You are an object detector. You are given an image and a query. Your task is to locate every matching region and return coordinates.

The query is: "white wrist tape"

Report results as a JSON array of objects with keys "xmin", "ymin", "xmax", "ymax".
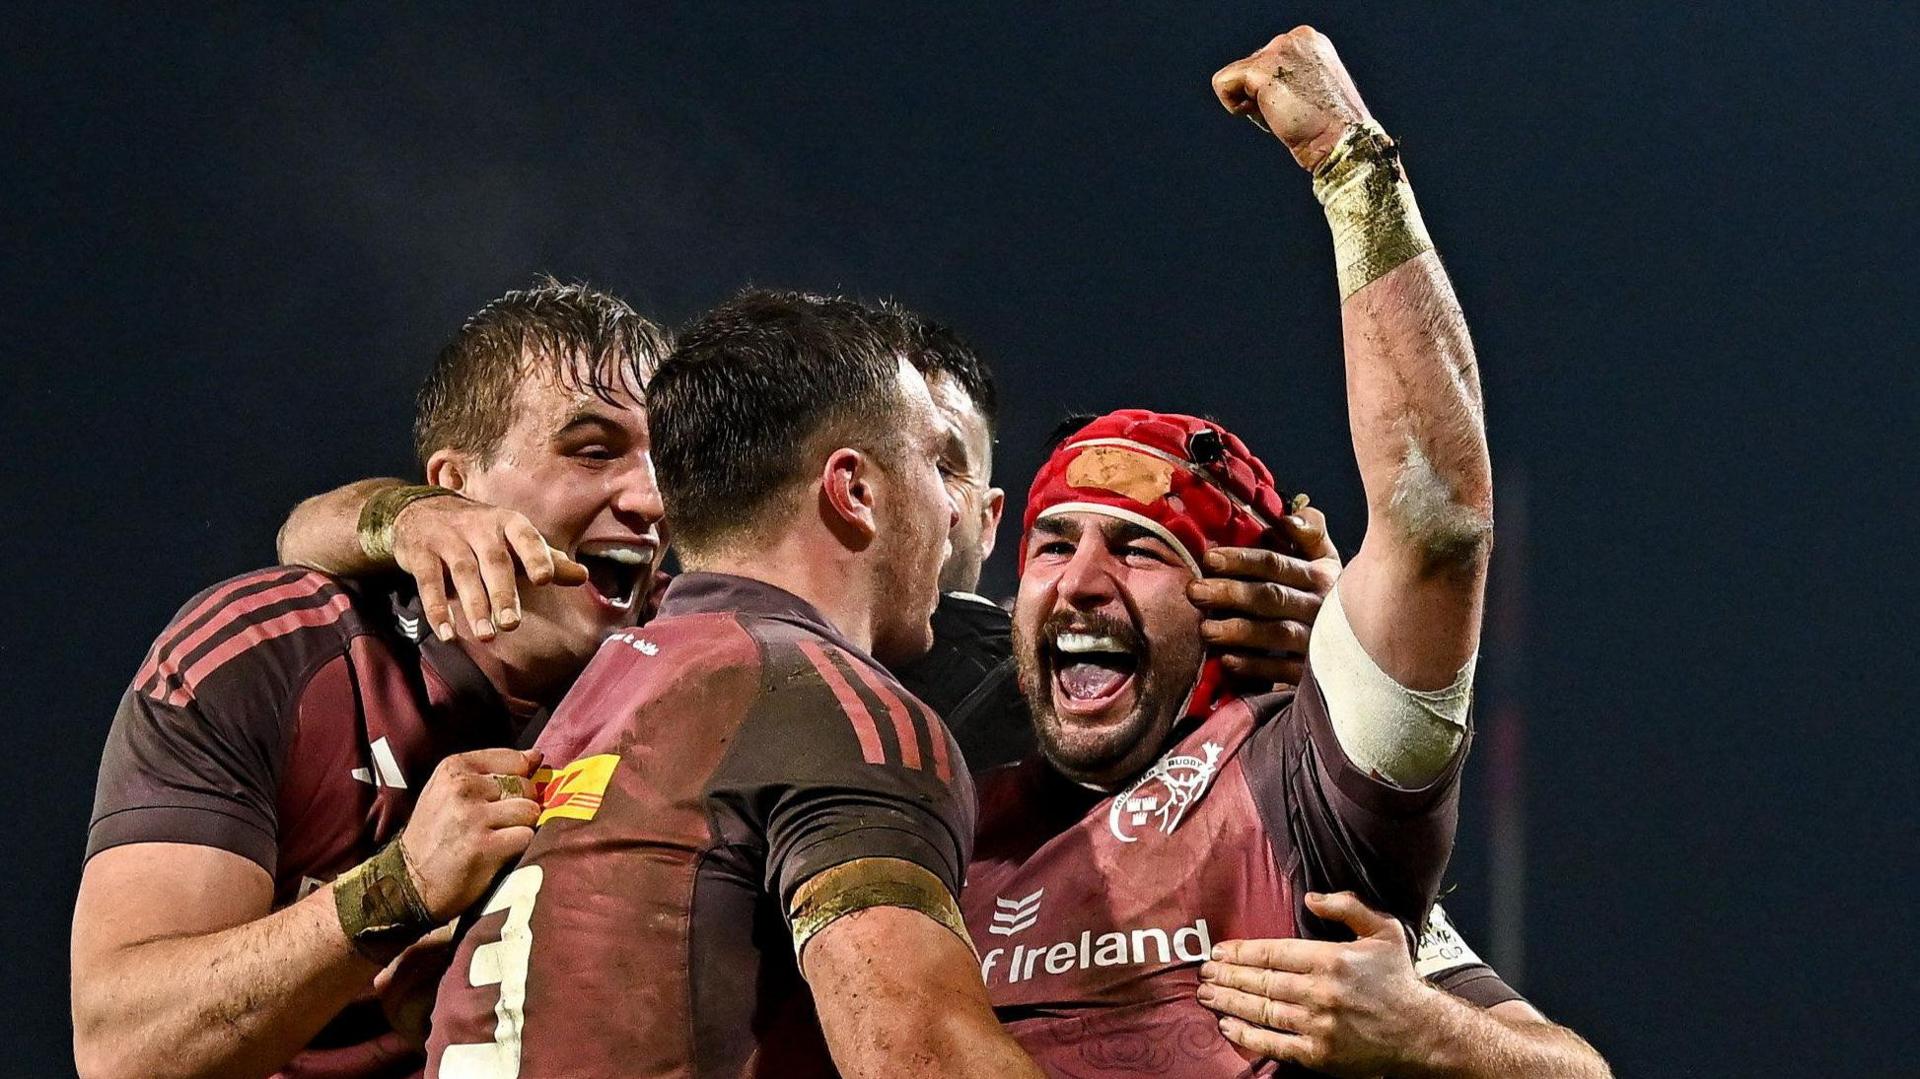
[{"xmin": 1309, "ymin": 584, "xmax": 1472, "ymax": 789}]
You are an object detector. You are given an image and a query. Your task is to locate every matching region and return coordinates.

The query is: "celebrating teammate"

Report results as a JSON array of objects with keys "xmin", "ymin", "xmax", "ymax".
[
  {"xmin": 949, "ymin": 27, "xmax": 1606, "ymax": 1077},
  {"xmin": 71, "ymin": 281, "xmax": 670, "ymax": 1078},
  {"xmin": 424, "ymin": 290, "xmax": 1041, "ymax": 1076}
]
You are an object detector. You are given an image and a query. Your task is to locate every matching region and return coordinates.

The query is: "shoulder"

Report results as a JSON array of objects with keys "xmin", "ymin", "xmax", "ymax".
[
  {"xmin": 131, "ymin": 566, "xmax": 368, "ymax": 712},
  {"xmin": 735, "ymin": 623, "xmax": 962, "ymax": 787}
]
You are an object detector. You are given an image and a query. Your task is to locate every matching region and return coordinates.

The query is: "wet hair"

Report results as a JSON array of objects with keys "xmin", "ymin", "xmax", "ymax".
[
  {"xmin": 1041, "ymin": 412, "xmax": 1103, "ymax": 456},
  {"xmin": 413, "ymin": 276, "xmax": 672, "ymax": 466},
  {"xmin": 648, "ymin": 288, "xmax": 916, "ymax": 556},
  {"xmin": 881, "ymin": 303, "xmax": 999, "ymax": 435}
]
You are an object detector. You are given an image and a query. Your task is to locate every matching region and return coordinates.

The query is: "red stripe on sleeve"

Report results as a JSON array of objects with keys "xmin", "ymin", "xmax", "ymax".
[
  {"xmin": 908, "ymin": 696, "xmax": 953, "ymax": 784},
  {"xmin": 145, "ymin": 573, "xmax": 337, "ymax": 698},
  {"xmin": 843, "ymin": 657, "xmax": 922, "ymax": 771},
  {"xmin": 133, "ymin": 569, "xmax": 296, "ymax": 690},
  {"xmin": 165, "ymin": 590, "xmax": 354, "ymax": 706},
  {"xmin": 796, "ymin": 640, "xmax": 887, "ymax": 766}
]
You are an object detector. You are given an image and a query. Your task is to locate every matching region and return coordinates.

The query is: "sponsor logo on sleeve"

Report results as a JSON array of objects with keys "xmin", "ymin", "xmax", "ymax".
[
  {"xmin": 532, "ymin": 753, "xmax": 620, "ymax": 825},
  {"xmin": 1413, "ymin": 904, "xmax": 1484, "ymax": 978}
]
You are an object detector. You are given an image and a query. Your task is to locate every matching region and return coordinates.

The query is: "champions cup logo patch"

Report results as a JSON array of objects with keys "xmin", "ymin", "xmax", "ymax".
[
  {"xmin": 533, "ymin": 754, "xmax": 619, "ymax": 826},
  {"xmin": 1109, "ymin": 741, "xmax": 1224, "ymax": 843}
]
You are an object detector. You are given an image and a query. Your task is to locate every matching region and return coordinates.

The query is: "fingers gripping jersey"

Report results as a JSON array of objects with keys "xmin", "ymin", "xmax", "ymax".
[{"xmin": 425, "ymin": 574, "xmax": 975, "ymax": 1079}]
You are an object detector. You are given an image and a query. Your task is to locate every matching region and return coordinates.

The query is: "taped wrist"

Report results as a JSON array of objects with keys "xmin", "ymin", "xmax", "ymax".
[
  {"xmin": 333, "ymin": 835, "xmax": 436, "ymax": 961},
  {"xmin": 1312, "ymin": 119, "xmax": 1434, "ymax": 301},
  {"xmin": 357, "ymin": 484, "xmax": 461, "ymax": 562},
  {"xmin": 788, "ymin": 857, "xmax": 973, "ymax": 963}
]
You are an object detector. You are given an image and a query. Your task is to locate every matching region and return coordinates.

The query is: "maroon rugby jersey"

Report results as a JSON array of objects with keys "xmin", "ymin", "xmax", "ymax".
[
  {"xmin": 88, "ymin": 567, "xmax": 525, "ymax": 1079},
  {"xmin": 964, "ymin": 667, "xmax": 1464, "ymax": 1077},
  {"xmin": 425, "ymin": 572, "xmax": 975, "ymax": 1079}
]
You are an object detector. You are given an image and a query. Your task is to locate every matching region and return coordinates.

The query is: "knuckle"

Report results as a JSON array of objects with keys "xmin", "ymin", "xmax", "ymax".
[{"xmin": 447, "ymin": 557, "xmax": 479, "ymax": 577}]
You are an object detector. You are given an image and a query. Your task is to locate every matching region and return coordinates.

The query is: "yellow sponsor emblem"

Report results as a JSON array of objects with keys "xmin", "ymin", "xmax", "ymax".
[{"xmin": 531, "ymin": 753, "xmax": 619, "ymax": 826}]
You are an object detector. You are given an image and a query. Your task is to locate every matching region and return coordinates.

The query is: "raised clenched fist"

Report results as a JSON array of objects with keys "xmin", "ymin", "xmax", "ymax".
[{"xmin": 1210, "ymin": 27, "xmax": 1373, "ymax": 172}]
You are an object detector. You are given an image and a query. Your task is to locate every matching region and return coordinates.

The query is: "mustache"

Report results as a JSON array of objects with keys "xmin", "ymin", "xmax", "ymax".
[{"xmin": 1038, "ymin": 609, "xmax": 1144, "ymax": 656}]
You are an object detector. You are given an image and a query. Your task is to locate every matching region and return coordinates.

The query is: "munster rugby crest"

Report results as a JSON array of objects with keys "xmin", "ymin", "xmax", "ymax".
[{"xmin": 1108, "ymin": 741, "xmax": 1224, "ymax": 843}]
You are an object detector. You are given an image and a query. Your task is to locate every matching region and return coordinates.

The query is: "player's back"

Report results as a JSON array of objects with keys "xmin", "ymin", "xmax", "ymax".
[{"xmin": 427, "ymin": 572, "xmax": 974, "ymax": 1079}]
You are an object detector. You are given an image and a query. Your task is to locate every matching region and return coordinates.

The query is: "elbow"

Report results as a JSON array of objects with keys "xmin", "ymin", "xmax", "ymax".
[
  {"xmin": 1383, "ymin": 457, "xmax": 1493, "ymax": 574},
  {"xmin": 72, "ymin": 985, "xmax": 173, "ymax": 1079},
  {"xmin": 1401, "ymin": 501, "xmax": 1493, "ymax": 571},
  {"xmin": 73, "ymin": 1027, "xmax": 142, "ymax": 1079}
]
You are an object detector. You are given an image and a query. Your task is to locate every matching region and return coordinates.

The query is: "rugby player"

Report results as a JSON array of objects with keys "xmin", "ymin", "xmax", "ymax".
[
  {"xmin": 1196, "ymin": 32, "xmax": 1609, "ymax": 1074},
  {"xmin": 276, "ymin": 307, "xmax": 1329, "ymax": 774},
  {"xmin": 282, "ymin": 302, "xmax": 1550, "ymax": 1068},
  {"xmin": 952, "ymin": 27, "xmax": 1605, "ymax": 1077},
  {"xmin": 71, "ymin": 280, "xmax": 670, "ymax": 1079},
  {"xmin": 424, "ymin": 289, "xmax": 1040, "ymax": 1076}
]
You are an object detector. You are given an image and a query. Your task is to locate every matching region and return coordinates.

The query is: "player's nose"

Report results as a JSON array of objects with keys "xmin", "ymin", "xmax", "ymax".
[
  {"xmin": 611, "ymin": 453, "xmax": 666, "ymax": 527},
  {"xmin": 1056, "ymin": 539, "xmax": 1119, "ymax": 609}
]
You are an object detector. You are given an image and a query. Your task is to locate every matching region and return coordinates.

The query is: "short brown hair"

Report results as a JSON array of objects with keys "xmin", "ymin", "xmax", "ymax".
[
  {"xmin": 648, "ymin": 288, "xmax": 915, "ymax": 557},
  {"xmin": 413, "ymin": 277, "xmax": 673, "ymax": 467}
]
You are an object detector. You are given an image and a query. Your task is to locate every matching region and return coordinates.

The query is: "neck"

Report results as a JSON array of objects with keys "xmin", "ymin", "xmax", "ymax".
[
  {"xmin": 455, "ymin": 630, "xmax": 575, "ymax": 712},
  {"xmin": 695, "ymin": 537, "xmax": 875, "ymax": 653}
]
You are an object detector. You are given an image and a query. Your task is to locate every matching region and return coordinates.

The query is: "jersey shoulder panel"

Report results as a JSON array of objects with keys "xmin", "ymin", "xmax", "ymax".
[
  {"xmin": 1236, "ymin": 664, "xmax": 1463, "ymax": 935},
  {"xmin": 715, "ymin": 620, "xmax": 976, "ymax": 908},
  {"xmin": 89, "ymin": 567, "xmax": 370, "ymax": 870},
  {"xmin": 130, "ymin": 566, "xmax": 363, "ymax": 710}
]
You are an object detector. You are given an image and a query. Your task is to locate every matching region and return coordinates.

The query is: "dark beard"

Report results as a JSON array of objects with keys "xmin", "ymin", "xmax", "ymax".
[{"xmin": 1014, "ymin": 608, "xmax": 1202, "ymax": 788}]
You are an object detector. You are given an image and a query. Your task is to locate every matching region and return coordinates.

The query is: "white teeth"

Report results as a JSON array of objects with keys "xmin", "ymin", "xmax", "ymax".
[
  {"xmin": 1055, "ymin": 632, "xmax": 1128, "ymax": 655},
  {"xmin": 584, "ymin": 545, "xmax": 652, "ymax": 565}
]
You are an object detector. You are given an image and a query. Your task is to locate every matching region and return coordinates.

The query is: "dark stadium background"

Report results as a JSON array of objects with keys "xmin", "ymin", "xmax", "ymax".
[{"xmin": 5, "ymin": 4, "xmax": 1914, "ymax": 1076}]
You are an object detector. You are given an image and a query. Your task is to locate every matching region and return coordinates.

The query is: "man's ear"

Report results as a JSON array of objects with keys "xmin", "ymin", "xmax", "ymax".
[
  {"xmin": 979, "ymin": 487, "xmax": 1007, "ymax": 560},
  {"xmin": 820, "ymin": 448, "xmax": 878, "ymax": 547},
  {"xmin": 424, "ymin": 449, "xmax": 471, "ymax": 493}
]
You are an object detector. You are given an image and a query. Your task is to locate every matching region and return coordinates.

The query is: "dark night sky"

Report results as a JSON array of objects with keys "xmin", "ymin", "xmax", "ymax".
[{"xmin": 5, "ymin": 4, "xmax": 1916, "ymax": 1076}]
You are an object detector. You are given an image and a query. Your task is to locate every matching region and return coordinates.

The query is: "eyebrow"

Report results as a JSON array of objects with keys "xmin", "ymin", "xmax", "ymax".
[
  {"xmin": 552, "ymin": 409, "xmax": 625, "ymax": 440},
  {"xmin": 1031, "ymin": 515, "xmax": 1170, "ymax": 551},
  {"xmin": 1031, "ymin": 516, "xmax": 1080, "ymax": 541}
]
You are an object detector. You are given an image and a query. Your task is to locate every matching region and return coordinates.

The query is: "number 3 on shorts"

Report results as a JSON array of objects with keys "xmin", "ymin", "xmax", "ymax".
[{"xmin": 439, "ymin": 865, "xmax": 544, "ymax": 1079}]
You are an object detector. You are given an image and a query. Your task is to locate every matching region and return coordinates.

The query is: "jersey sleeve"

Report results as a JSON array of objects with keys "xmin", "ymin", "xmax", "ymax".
[
  {"xmin": 1415, "ymin": 903, "xmax": 1526, "ymax": 1009},
  {"xmin": 710, "ymin": 637, "xmax": 977, "ymax": 919},
  {"xmin": 1243, "ymin": 655, "xmax": 1469, "ymax": 937},
  {"xmin": 86, "ymin": 568, "xmax": 353, "ymax": 873}
]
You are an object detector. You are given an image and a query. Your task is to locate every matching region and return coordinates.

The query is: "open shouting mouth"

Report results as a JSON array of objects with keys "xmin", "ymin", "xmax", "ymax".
[
  {"xmin": 575, "ymin": 539, "xmax": 657, "ymax": 612},
  {"xmin": 1047, "ymin": 619, "xmax": 1144, "ymax": 719}
]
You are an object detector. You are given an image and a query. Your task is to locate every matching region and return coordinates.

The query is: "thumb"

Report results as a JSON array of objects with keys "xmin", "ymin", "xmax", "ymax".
[{"xmin": 1305, "ymin": 891, "xmax": 1398, "ymax": 941}]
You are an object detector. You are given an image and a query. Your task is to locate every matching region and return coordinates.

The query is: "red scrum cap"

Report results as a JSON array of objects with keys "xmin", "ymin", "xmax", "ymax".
[{"xmin": 1021, "ymin": 409, "xmax": 1293, "ymax": 718}]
